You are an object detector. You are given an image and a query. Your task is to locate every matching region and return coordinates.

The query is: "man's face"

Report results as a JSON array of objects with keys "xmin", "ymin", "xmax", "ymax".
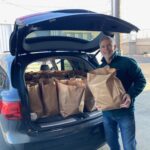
[{"xmin": 100, "ymin": 39, "xmax": 116, "ymax": 59}]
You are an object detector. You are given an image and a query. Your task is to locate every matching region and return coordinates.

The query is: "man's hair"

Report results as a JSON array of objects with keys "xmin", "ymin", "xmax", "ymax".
[{"xmin": 99, "ymin": 36, "xmax": 116, "ymax": 46}]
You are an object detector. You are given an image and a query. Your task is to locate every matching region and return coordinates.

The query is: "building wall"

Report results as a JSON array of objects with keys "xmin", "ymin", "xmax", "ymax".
[
  {"xmin": 0, "ymin": 24, "xmax": 13, "ymax": 52},
  {"xmin": 136, "ymin": 39, "xmax": 150, "ymax": 54},
  {"xmin": 121, "ymin": 38, "xmax": 150, "ymax": 55}
]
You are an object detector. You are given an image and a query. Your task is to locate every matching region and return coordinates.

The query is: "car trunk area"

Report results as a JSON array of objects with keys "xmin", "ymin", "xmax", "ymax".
[{"xmin": 17, "ymin": 53, "xmax": 102, "ymax": 131}]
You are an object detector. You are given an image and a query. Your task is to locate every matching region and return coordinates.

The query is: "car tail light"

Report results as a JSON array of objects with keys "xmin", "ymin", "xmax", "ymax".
[
  {"xmin": 1, "ymin": 101, "xmax": 22, "ymax": 120},
  {"xmin": 0, "ymin": 100, "xmax": 2, "ymax": 113}
]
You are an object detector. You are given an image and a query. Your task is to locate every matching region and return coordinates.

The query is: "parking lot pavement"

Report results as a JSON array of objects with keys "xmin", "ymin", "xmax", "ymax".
[{"xmin": 135, "ymin": 90, "xmax": 150, "ymax": 150}]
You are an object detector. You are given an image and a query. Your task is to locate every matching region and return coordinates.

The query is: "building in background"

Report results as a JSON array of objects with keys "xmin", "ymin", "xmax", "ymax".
[
  {"xmin": 121, "ymin": 29, "xmax": 150, "ymax": 55},
  {"xmin": 0, "ymin": 24, "xmax": 13, "ymax": 52}
]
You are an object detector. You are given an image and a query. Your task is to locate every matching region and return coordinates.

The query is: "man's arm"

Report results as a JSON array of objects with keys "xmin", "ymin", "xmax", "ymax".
[{"xmin": 127, "ymin": 59, "xmax": 146, "ymax": 99}]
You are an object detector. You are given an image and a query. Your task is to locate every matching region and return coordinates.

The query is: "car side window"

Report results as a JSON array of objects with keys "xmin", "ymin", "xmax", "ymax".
[
  {"xmin": 0, "ymin": 66, "xmax": 9, "ymax": 90},
  {"xmin": 64, "ymin": 59, "xmax": 73, "ymax": 70},
  {"xmin": 25, "ymin": 62, "xmax": 43, "ymax": 72},
  {"xmin": 94, "ymin": 52, "xmax": 103, "ymax": 65},
  {"xmin": 55, "ymin": 59, "xmax": 73, "ymax": 71},
  {"xmin": 37, "ymin": 59, "xmax": 73, "ymax": 71}
]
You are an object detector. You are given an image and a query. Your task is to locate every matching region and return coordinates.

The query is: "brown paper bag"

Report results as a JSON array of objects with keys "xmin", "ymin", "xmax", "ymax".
[
  {"xmin": 27, "ymin": 83, "xmax": 43, "ymax": 117},
  {"xmin": 84, "ymin": 83, "xmax": 96, "ymax": 112},
  {"xmin": 87, "ymin": 68, "xmax": 125, "ymax": 111},
  {"xmin": 56, "ymin": 79, "xmax": 85, "ymax": 117},
  {"xmin": 70, "ymin": 78, "xmax": 96, "ymax": 112},
  {"xmin": 39, "ymin": 78, "xmax": 59, "ymax": 116}
]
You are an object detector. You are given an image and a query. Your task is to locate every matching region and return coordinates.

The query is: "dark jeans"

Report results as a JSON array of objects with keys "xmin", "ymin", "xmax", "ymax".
[{"xmin": 103, "ymin": 110, "xmax": 136, "ymax": 150}]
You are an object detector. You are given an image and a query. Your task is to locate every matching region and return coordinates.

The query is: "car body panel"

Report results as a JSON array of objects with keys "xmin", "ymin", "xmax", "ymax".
[{"xmin": 0, "ymin": 115, "xmax": 105, "ymax": 150}]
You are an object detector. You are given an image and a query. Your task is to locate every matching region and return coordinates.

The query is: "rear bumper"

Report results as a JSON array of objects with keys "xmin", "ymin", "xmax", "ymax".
[{"xmin": 1, "ymin": 116, "xmax": 105, "ymax": 150}]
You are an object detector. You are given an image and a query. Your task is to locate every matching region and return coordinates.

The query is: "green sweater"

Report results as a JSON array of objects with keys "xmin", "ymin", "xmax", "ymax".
[{"xmin": 99, "ymin": 52, "xmax": 146, "ymax": 114}]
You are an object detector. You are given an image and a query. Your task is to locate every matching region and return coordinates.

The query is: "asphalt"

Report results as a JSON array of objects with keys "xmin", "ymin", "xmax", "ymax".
[{"xmin": 135, "ymin": 90, "xmax": 150, "ymax": 150}]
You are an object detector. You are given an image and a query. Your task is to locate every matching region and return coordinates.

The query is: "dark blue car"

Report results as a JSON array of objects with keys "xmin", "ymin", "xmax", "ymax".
[{"xmin": 0, "ymin": 9, "xmax": 138, "ymax": 150}]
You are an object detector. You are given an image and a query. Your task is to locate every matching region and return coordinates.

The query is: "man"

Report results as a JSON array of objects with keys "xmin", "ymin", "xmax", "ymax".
[{"xmin": 99, "ymin": 36, "xmax": 146, "ymax": 150}]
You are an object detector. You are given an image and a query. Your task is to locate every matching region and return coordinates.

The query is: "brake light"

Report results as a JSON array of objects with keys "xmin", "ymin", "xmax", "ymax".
[
  {"xmin": 0, "ymin": 100, "xmax": 2, "ymax": 113},
  {"xmin": 1, "ymin": 101, "xmax": 22, "ymax": 120}
]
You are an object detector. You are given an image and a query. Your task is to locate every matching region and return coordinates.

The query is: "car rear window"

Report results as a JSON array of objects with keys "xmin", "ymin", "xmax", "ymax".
[{"xmin": 26, "ymin": 30, "xmax": 100, "ymax": 41}]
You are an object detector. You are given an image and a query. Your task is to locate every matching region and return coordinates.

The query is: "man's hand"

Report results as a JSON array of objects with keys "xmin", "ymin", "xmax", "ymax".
[{"xmin": 120, "ymin": 93, "xmax": 131, "ymax": 108}]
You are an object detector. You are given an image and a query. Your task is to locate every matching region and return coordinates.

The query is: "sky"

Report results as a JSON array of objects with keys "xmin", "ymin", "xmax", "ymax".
[
  {"xmin": 121, "ymin": 0, "xmax": 150, "ymax": 30},
  {"xmin": 0, "ymin": 0, "xmax": 111, "ymax": 23},
  {"xmin": 0, "ymin": 0, "xmax": 149, "ymax": 30}
]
